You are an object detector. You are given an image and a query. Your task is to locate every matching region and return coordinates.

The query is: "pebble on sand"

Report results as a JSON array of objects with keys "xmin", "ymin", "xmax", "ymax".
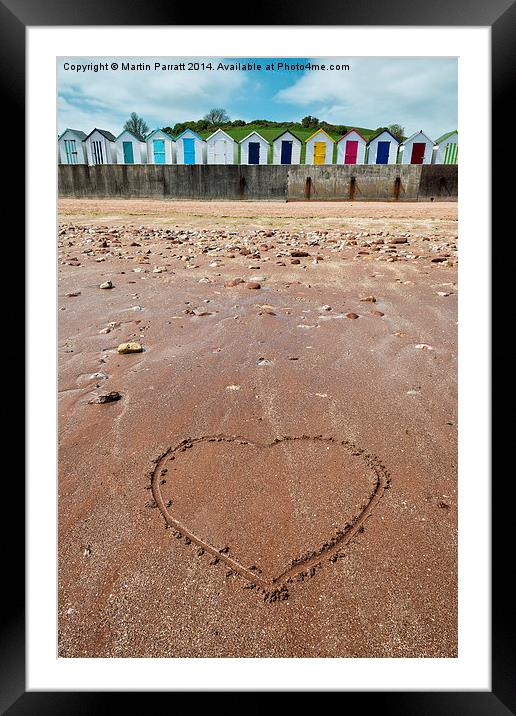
[
  {"xmin": 117, "ymin": 342, "xmax": 143, "ymax": 354},
  {"xmin": 360, "ymin": 295, "xmax": 376, "ymax": 303},
  {"xmin": 246, "ymin": 281, "xmax": 261, "ymax": 289},
  {"xmin": 99, "ymin": 281, "xmax": 113, "ymax": 289},
  {"xmin": 88, "ymin": 391, "xmax": 122, "ymax": 404},
  {"xmin": 370, "ymin": 310, "xmax": 384, "ymax": 317},
  {"xmin": 224, "ymin": 278, "xmax": 244, "ymax": 287},
  {"xmin": 346, "ymin": 312, "xmax": 359, "ymax": 320}
]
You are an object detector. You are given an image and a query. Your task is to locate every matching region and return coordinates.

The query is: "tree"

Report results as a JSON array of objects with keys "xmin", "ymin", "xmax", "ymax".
[
  {"xmin": 204, "ymin": 108, "xmax": 230, "ymax": 125},
  {"xmin": 387, "ymin": 124, "xmax": 405, "ymax": 141},
  {"xmin": 301, "ymin": 115, "xmax": 320, "ymax": 129},
  {"xmin": 124, "ymin": 112, "xmax": 149, "ymax": 137}
]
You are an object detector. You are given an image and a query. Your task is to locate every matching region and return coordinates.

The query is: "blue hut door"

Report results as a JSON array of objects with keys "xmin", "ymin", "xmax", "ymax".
[
  {"xmin": 280, "ymin": 141, "xmax": 293, "ymax": 164},
  {"xmin": 153, "ymin": 139, "xmax": 165, "ymax": 164},
  {"xmin": 248, "ymin": 142, "xmax": 260, "ymax": 164},
  {"xmin": 376, "ymin": 141, "xmax": 390, "ymax": 164},
  {"xmin": 183, "ymin": 138, "xmax": 195, "ymax": 164},
  {"xmin": 64, "ymin": 140, "xmax": 77, "ymax": 164},
  {"xmin": 123, "ymin": 142, "xmax": 134, "ymax": 164}
]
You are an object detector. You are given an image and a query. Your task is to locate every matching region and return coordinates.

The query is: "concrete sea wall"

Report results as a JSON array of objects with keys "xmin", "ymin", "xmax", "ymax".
[{"xmin": 58, "ymin": 164, "xmax": 457, "ymax": 202}]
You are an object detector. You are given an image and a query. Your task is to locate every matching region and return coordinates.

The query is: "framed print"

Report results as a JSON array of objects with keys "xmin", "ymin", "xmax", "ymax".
[{"xmin": 5, "ymin": 0, "xmax": 511, "ymax": 708}]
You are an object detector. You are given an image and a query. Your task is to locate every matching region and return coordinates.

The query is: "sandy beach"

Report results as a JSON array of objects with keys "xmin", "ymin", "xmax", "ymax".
[{"xmin": 58, "ymin": 199, "xmax": 457, "ymax": 658}]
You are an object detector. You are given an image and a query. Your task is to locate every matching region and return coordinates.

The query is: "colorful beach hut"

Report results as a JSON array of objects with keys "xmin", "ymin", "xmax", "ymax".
[
  {"xmin": 84, "ymin": 128, "xmax": 117, "ymax": 165},
  {"xmin": 336, "ymin": 129, "xmax": 367, "ymax": 165},
  {"xmin": 175, "ymin": 129, "xmax": 206, "ymax": 165},
  {"xmin": 206, "ymin": 128, "xmax": 238, "ymax": 165},
  {"xmin": 399, "ymin": 130, "xmax": 435, "ymax": 165},
  {"xmin": 58, "ymin": 129, "xmax": 87, "ymax": 164},
  {"xmin": 366, "ymin": 129, "xmax": 400, "ymax": 165},
  {"xmin": 434, "ymin": 131, "xmax": 458, "ymax": 164},
  {"xmin": 239, "ymin": 131, "xmax": 269, "ymax": 165},
  {"xmin": 272, "ymin": 130, "xmax": 302, "ymax": 165},
  {"xmin": 305, "ymin": 129, "xmax": 335, "ymax": 165},
  {"xmin": 115, "ymin": 129, "xmax": 147, "ymax": 164},
  {"xmin": 146, "ymin": 129, "xmax": 175, "ymax": 165}
]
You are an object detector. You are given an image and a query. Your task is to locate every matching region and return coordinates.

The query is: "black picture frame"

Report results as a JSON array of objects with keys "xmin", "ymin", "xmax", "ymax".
[{"xmin": 5, "ymin": 0, "xmax": 509, "ymax": 709}]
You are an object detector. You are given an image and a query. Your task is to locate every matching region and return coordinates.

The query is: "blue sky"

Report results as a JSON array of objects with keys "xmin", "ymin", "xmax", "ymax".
[{"xmin": 58, "ymin": 57, "xmax": 457, "ymax": 139}]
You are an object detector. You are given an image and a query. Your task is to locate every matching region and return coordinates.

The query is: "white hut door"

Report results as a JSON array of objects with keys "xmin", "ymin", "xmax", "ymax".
[{"xmin": 214, "ymin": 139, "xmax": 226, "ymax": 164}]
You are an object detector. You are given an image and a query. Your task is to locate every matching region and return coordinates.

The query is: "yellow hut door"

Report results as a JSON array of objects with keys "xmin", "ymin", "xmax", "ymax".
[{"xmin": 314, "ymin": 141, "xmax": 326, "ymax": 164}]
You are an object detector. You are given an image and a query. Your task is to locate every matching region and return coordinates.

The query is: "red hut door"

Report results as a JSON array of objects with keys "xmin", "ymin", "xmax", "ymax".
[
  {"xmin": 410, "ymin": 143, "xmax": 426, "ymax": 164},
  {"xmin": 344, "ymin": 140, "xmax": 358, "ymax": 164}
]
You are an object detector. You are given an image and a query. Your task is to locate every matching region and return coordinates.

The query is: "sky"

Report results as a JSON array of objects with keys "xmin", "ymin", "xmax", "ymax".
[{"xmin": 58, "ymin": 57, "xmax": 457, "ymax": 140}]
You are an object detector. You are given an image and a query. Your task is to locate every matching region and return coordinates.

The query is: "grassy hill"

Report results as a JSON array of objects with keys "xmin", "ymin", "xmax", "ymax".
[{"xmin": 171, "ymin": 123, "xmax": 377, "ymax": 164}]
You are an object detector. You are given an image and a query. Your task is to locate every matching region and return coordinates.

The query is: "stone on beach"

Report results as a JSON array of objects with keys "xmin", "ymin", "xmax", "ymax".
[
  {"xmin": 117, "ymin": 342, "xmax": 143, "ymax": 354},
  {"xmin": 88, "ymin": 391, "xmax": 122, "ymax": 404}
]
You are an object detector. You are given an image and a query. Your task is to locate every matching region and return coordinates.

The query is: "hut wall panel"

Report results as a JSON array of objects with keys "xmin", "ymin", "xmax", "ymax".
[{"xmin": 434, "ymin": 133, "xmax": 459, "ymax": 164}]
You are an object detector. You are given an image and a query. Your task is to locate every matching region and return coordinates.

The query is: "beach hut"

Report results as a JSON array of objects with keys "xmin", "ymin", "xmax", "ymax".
[
  {"xmin": 239, "ymin": 131, "xmax": 269, "ymax": 165},
  {"xmin": 58, "ymin": 129, "xmax": 87, "ymax": 164},
  {"xmin": 175, "ymin": 129, "xmax": 206, "ymax": 165},
  {"xmin": 84, "ymin": 128, "xmax": 117, "ymax": 165},
  {"xmin": 399, "ymin": 130, "xmax": 435, "ymax": 165},
  {"xmin": 206, "ymin": 128, "xmax": 238, "ymax": 165},
  {"xmin": 146, "ymin": 129, "xmax": 175, "ymax": 164},
  {"xmin": 305, "ymin": 129, "xmax": 335, "ymax": 165},
  {"xmin": 366, "ymin": 129, "xmax": 400, "ymax": 165},
  {"xmin": 272, "ymin": 130, "xmax": 302, "ymax": 165},
  {"xmin": 115, "ymin": 129, "xmax": 147, "ymax": 165},
  {"xmin": 336, "ymin": 129, "xmax": 367, "ymax": 165},
  {"xmin": 434, "ymin": 131, "xmax": 458, "ymax": 164}
]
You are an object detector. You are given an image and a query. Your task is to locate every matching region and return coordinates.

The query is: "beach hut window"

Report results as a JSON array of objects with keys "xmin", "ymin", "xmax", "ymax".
[
  {"xmin": 64, "ymin": 139, "xmax": 78, "ymax": 164},
  {"xmin": 376, "ymin": 141, "xmax": 390, "ymax": 164},
  {"xmin": 153, "ymin": 139, "xmax": 165, "ymax": 164},
  {"xmin": 444, "ymin": 143, "xmax": 458, "ymax": 164},
  {"xmin": 314, "ymin": 142, "xmax": 326, "ymax": 164},
  {"xmin": 248, "ymin": 142, "xmax": 260, "ymax": 164},
  {"xmin": 183, "ymin": 138, "xmax": 195, "ymax": 165},
  {"xmin": 92, "ymin": 140, "xmax": 104, "ymax": 165},
  {"xmin": 123, "ymin": 141, "xmax": 134, "ymax": 164},
  {"xmin": 410, "ymin": 143, "xmax": 425, "ymax": 164},
  {"xmin": 280, "ymin": 140, "xmax": 293, "ymax": 164},
  {"xmin": 344, "ymin": 140, "xmax": 358, "ymax": 164}
]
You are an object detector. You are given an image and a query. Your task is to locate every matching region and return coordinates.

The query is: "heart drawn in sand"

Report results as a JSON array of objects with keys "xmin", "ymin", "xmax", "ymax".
[{"xmin": 148, "ymin": 435, "xmax": 390, "ymax": 602}]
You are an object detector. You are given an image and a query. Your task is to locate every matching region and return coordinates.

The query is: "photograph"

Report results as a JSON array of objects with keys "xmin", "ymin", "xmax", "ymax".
[{"xmin": 56, "ymin": 55, "xmax": 459, "ymax": 659}]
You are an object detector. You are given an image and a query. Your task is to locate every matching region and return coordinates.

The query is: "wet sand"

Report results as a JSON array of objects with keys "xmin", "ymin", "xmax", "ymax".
[{"xmin": 58, "ymin": 199, "xmax": 457, "ymax": 657}]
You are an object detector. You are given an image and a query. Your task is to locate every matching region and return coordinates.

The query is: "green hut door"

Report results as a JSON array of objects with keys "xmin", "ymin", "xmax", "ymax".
[{"xmin": 123, "ymin": 142, "xmax": 134, "ymax": 164}]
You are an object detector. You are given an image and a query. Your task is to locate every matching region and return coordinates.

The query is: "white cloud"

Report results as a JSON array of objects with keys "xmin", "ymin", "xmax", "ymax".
[
  {"xmin": 58, "ymin": 57, "xmax": 249, "ymax": 135},
  {"xmin": 275, "ymin": 58, "xmax": 457, "ymax": 139}
]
